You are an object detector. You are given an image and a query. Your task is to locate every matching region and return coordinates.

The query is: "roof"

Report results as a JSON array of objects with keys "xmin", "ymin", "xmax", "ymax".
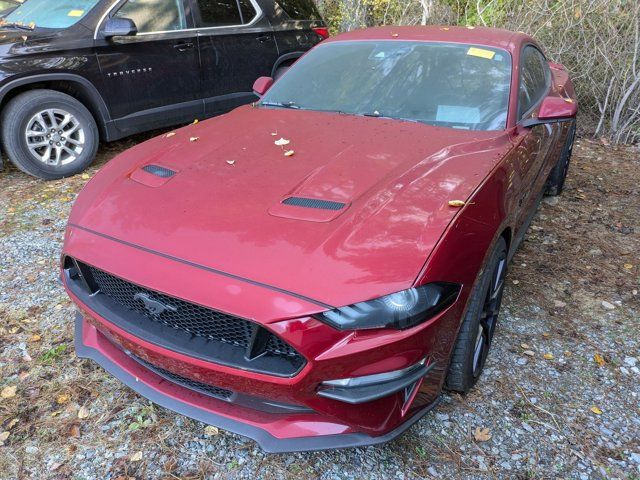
[{"xmin": 325, "ymin": 26, "xmax": 533, "ymax": 54}]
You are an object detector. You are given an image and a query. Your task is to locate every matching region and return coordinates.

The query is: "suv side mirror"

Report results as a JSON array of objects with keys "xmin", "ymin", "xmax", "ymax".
[
  {"xmin": 522, "ymin": 95, "xmax": 577, "ymax": 128},
  {"xmin": 253, "ymin": 77, "xmax": 274, "ymax": 97},
  {"xmin": 104, "ymin": 18, "xmax": 138, "ymax": 38}
]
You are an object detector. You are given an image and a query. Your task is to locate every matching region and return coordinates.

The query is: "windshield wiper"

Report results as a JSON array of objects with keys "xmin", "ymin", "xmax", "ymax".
[
  {"xmin": 260, "ymin": 101, "xmax": 300, "ymax": 110},
  {"xmin": 361, "ymin": 111, "xmax": 421, "ymax": 124},
  {"xmin": 0, "ymin": 22, "xmax": 35, "ymax": 31}
]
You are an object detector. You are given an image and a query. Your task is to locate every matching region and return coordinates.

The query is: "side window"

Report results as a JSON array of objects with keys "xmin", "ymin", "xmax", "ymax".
[
  {"xmin": 114, "ymin": 0, "xmax": 187, "ymax": 33},
  {"xmin": 238, "ymin": 0, "xmax": 257, "ymax": 24},
  {"xmin": 518, "ymin": 46, "xmax": 550, "ymax": 118},
  {"xmin": 275, "ymin": 0, "xmax": 322, "ymax": 20},
  {"xmin": 194, "ymin": 0, "xmax": 242, "ymax": 27}
]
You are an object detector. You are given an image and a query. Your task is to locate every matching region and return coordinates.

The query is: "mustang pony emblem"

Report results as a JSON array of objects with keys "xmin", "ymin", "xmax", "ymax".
[{"xmin": 133, "ymin": 292, "xmax": 177, "ymax": 316}]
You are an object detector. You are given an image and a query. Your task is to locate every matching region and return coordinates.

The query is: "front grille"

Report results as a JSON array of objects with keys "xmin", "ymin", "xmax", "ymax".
[
  {"xmin": 131, "ymin": 354, "xmax": 233, "ymax": 401},
  {"xmin": 66, "ymin": 258, "xmax": 306, "ymax": 376}
]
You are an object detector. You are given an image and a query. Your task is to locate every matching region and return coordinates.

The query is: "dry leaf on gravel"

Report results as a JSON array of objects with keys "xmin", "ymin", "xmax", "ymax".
[
  {"xmin": 204, "ymin": 425, "xmax": 219, "ymax": 436},
  {"xmin": 590, "ymin": 406, "xmax": 603, "ymax": 415},
  {"xmin": 523, "ymin": 350, "xmax": 535, "ymax": 357},
  {"xmin": 56, "ymin": 394, "xmax": 70, "ymax": 405},
  {"xmin": 594, "ymin": 353, "xmax": 606, "ymax": 367},
  {"xmin": 543, "ymin": 353, "xmax": 554, "ymax": 360},
  {"xmin": 473, "ymin": 427, "xmax": 491, "ymax": 442},
  {"xmin": 78, "ymin": 406, "xmax": 89, "ymax": 419},
  {"xmin": 1, "ymin": 385, "xmax": 17, "ymax": 398},
  {"xmin": 0, "ymin": 431, "xmax": 9, "ymax": 445},
  {"xmin": 69, "ymin": 424, "xmax": 80, "ymax": 438},
  {"xmin": 130, "ymin": 451, "xmax": 143, "ymax": 462}
]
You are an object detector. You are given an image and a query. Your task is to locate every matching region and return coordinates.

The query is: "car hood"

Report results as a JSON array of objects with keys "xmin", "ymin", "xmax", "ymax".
[{"xmin": 69, "ymin": 106, "xmax": 514, "ymax": 307}]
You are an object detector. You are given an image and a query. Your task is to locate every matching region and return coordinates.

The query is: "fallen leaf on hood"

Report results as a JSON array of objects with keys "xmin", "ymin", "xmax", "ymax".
[
  {"xmin": 448, "ymin": 200, "xmax": 466, "ymax": 208},
  {"xmin": 204, "ymin": 425, "xmax": 219, "ymax": 436},
  {"xmin": 391, "ymin": 33, "xmax": 399, "ymax": 37},
  {"xmin": 1, "ymin": 386, "xmax": 16, "ymax": 399},
  {"xmin": 192, "ymin": 119, "xmax": 199, "ymax": 124},
  {"xmin": 543, "ymin": 353, "xmax": 554, "ymax": 360},
  {"xmin": 226, "ymin": 160, "xmax": 236, "ymax": 166},
  {"xmin": 165, "ymin": 132, "xmax": 176, "ymax": 138},
  {"xmin": 284, "ymin": 150, "xmax": 295, "ymax": 157},
  {"xmin": 590, "ymin": 406, "xmax": 602, "ymax": 415},
  {"xmin": 593, "ymin": 353, "xmax": 606, "ymax": 367},
  {"xmin": 473, "ymin": 427, "xmax": 491, "ymax": 442},
  {"xmin": 0, "ymin": 431, "xmax": 9, "ymax": 445},
  {"xmin": 440, "ymin": 27, "xmax": 450, "ymax": 31},
  {"xmin": 274, "ymin": 138, "xmax": 290, "ymax": 147},
  {"xmin": 271, "ymin": 132, "xmax": 278, "ymax": 136},
  {"xmin": 130, "ymin": 451, "xmax": 143, "ymax": 462},
  {"xmin": 189, "ymin": 137, "xmax": 199, "ymax": 142},
  {"xmin": 78, "ymin": 405, "xmax": 90, "ymax": 419}
]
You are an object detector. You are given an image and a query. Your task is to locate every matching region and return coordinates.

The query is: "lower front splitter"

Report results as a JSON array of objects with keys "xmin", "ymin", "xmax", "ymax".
[{"xmin": 74, "ymin": 313, "xmax": 440, "ymax": 453}]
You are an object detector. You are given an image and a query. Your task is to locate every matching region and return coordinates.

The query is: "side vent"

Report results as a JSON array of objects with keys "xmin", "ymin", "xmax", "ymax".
[
  {"xmin": 282, "ymin": 197, "xmax": 346, "ymax": 211},
  {"xmin": 142, "ymin": 165, "xmax": 176, "ymax": 178}
]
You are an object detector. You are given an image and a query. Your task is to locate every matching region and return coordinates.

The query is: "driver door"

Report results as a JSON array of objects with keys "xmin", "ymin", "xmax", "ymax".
[{"xmin": 95, "ymin": 0, "xmax": 202, "ymax": 134}]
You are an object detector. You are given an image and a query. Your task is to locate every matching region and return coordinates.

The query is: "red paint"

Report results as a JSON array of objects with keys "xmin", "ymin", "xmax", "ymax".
[{"xmin": 63, "ymin": 26, "xmax": 577, "ymax": 446}]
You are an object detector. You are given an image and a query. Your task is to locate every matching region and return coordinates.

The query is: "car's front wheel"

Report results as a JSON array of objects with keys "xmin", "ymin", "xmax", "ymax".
[
  {"xmin": 1, "ymin": 89, "xmax": 99, "ymax": 180},
  {"xmin": 445, "ymin": 237, "xmax": 508, "ymax": 393}
]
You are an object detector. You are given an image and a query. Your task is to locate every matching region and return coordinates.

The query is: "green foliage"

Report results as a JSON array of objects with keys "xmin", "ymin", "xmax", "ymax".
[{"xmin": 39, "ymin": 344, "xmax": 67, "ymax": 364}]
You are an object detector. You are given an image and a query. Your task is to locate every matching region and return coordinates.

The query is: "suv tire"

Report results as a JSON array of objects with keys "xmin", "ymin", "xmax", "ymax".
[
  {"xmin": 1, "ymin": 89, "xmax": 99, "ymax": 180},
  {"xmin": 445, "ymin": 237, "xmax": 508, "ymax": 393}
]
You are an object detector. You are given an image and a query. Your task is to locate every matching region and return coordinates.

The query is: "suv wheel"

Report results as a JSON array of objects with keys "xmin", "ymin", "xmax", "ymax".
[{"xmin": 1, "ymin": 89, "xmax": 99, "ymax": 179}]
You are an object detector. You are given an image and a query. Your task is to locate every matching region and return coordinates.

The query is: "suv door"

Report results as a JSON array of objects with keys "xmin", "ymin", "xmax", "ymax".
[
  {"xmin": 190, "ymin": 0, "xmax": 279, "ymax": 116},
  {"xmin": 514, "ymin": 45, "xmax": 557, "ymax": 230},
  {"xmin": 95, "ymin": 0, "xmax": 202, "ymax": 134}
]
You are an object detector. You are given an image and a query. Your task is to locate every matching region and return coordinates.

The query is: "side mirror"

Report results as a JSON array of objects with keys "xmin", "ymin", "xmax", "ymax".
[
  {"xmin": 522, "ymin": 95, "xmax": 577, "ymax": 128},
  {"xmin": 253, "ymin": 76, "xmax": 274, "ymax": 97},
  {"xmin": 103, "ymin": 17, "xmax": 138, "ymax": 38}
]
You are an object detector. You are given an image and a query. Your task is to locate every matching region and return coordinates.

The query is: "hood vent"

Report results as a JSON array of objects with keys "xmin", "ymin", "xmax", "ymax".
[
  {"xmin": 142, "ymin": 165, "xmax": 176, "ymax": 178},
  {"xmin": 282, "ymin": 197, "xmax": 346, "ymax": 211}
]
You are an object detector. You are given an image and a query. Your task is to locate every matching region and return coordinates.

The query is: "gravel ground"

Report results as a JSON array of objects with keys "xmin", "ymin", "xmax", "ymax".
[{"xmin": 0, "ymin": 134, "xmax": 638, "ymax": 480}]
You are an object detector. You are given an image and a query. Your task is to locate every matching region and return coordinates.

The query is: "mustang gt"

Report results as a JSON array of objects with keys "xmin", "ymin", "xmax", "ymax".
[{"xmin": 62, "ymin": 26, "xmax": 577, "ymax": 452}]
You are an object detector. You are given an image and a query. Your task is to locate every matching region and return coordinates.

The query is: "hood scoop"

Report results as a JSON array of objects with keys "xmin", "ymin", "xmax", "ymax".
[
  {"xmin": 269, "ymin": 197, "xmax": 350, "ymax": 223},
  {"xmin": 282, "ymin": 197, "xmax": 346, "ymax": 211},
  {"xmin": 130, "ymin": 164, "xmax": 178, "ymax": 187}
]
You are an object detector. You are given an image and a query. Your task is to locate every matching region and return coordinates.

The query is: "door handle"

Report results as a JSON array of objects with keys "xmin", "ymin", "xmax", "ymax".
[
  {"xmin": 174, "ymin": 42, "xmax": 194, "ymax": 52},
  {"xmin": 256, "ymin": 35, "xmax": 271, "ymax": 43}
]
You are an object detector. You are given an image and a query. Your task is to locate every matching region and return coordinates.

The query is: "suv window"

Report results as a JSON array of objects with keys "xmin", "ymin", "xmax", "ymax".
[
  {"xmin": 275, "ymin": 0, "xmax": 322, "ymax": 21},
  {"xmin": 3, "ymin": 0, "xmax": 100, "ymax": 29},
  {"xmin": 519, "ymin": 46, "xmax": 549, "ymax": 118},
  {"xmin": 195, "ymin": 0, "xmax": 245, "ymax": 27},
  {"xmin": 114, "ymin": 0, "xmax": 187, "ymax": 33}
]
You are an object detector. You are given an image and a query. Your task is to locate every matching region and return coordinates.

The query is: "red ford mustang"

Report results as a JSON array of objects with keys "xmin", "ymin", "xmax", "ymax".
[{"xmin": 62, "ymin": 26, "xmax": 577, "ymax": 452}]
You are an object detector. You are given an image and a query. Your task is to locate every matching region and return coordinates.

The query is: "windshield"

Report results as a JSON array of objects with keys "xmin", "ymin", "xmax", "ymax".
[
  {"xmin": 261, "ymin": 41, "xmax": 512, "ymax": 131},
  {"xmin": 2, "ymin": 0, "xmax": 100, "ymax": 29}
]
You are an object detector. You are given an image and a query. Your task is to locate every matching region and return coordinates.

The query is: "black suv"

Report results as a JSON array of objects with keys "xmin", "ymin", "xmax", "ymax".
[{"xmin": 0, "ymin": 0, "xmax": 327, "ymax": 179}]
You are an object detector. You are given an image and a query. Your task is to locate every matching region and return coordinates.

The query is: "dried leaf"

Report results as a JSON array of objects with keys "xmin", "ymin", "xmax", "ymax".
[
  {"xmin": 81, "ymin": 174, "xmax": 90, "ymax": 180},
  {"xmin": 543, "ymin": 353, "xmax": 554, "ymax": 360},
  {"xmin": 189, "ymin": 137, "xmax": 199, "ymax": 142},
  {"xmin": 56, "ymin": 394, "xmax": 70, "ymax": 405},
  {"xmin": 1, "ymin": 386, "xmax": 16, "ymax": 399},
  {"xmin": 29, "ymin": 334, "xmax": 41, "ymax": 342},
  {"xmin": 590, "ymin": 406, "xmax": 602, "ymax": 415},
  {"xmin": 593, "ymin": 353, "xmax": 605, "ymax": 367},
  {"xmin": 6, "ymin": 419, "xmax": 18, "ymax": 430},
  {"xmin": 130, "ymin": 451, "xmax": 143, "ymax": 462},
  {"xmin": 391, "ymin": 33, "xmax": 399, "ymax": 38},
  {"xmin": 473, "ymin": 426, "xmax": 491, "ymax": 442},
  {"xmin": 284, "ymin": 150, "xmax": 295, "ymax": 157},
  {"xmin": 274, "ymin": 138, "xmax": 290, "ymax": 147},
  {"xmin": 271, "ymin": 132, "xmax": 278, "ymax": 136},
  {"xmin": 165, "ymin": 132, "xmax": 176, "ymax": 138},
  {"xmin": 50, "ymin": 463, "xmax": 63, "ymax": 472},
  {"xmin": 0, "ymin": 431, "xmax": 9, "ymax": 445},
  {"xmin": 226, "ymin": 160, "xmax": 236, "ymax": 166},
  {"xmin": 623, "ymin": 263, "xmax": 633, "ymax": 269},
  {"xmin": 542, "ymin": 332, "xmax": 551, "ymax": 337},
  {"xmin": 68, "ymin": 424, "xmax": 80, "ymax": 438},
  {"xmin": 204, "ymin": 425, "xmax": 219, "ymax": 436},
  {"xmin": 21, "ymin": 35, "xmax": 27, "ymax": 42},
  {"xmin": 440, "ymin": 27, "xmax": 450, "ymax": 31},
  {"xmin": 448, "ymin": 200, "xmax": 466, "ymax": 208},
  {"xmin": 523, "ymin": 350, "xmax": 535, "ymax": 357},
  {"xmin": 520, "ymin": 343, "xmax": 530, "ymax": 349},
  {"xmin": 78, "ymin": 405, "xmax": 89, "ymax": 419},
  {"xmin": 192, "ymin": 119, "xmax": 199, "ymax": 124}
]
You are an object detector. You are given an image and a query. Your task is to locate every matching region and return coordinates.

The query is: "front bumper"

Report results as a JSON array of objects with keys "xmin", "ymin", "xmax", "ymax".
[{"xmin": 75, "ymin": 313, "xmax": 440, "ymax": 452}]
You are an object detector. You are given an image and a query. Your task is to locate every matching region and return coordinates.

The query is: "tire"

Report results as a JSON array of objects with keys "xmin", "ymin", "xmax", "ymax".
[
  {"xmin": 545, "ymin": 120, "xmax": 576, "ymax": 196},
  {"xmin": 1, "ymin": 89, "xmax": 99, "ymax": 180},
  {"xmin": 445, "ymin": 237, "xmax": 508, "ymax": 393}
]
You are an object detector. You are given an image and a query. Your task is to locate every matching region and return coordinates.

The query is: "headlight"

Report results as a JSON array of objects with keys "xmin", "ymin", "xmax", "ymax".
[{"xmin": 315, "ymin": 283, "xmax": 460, "ymax": 331}]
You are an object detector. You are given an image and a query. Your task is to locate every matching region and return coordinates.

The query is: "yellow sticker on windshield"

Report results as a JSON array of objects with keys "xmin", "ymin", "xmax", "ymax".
[
  {"xmin": 68, "ymin": 10, "xmax": 85, "ymax": 17},
  {"xmin": 467, "ymin": 47, "xmax": 495, "ymax": 59}
]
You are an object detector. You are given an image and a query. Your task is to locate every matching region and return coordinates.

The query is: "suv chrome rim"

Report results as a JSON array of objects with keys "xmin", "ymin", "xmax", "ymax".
[{"xmin": 25, "ymin": 109, "xmax": 85, "ymax": 167}]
